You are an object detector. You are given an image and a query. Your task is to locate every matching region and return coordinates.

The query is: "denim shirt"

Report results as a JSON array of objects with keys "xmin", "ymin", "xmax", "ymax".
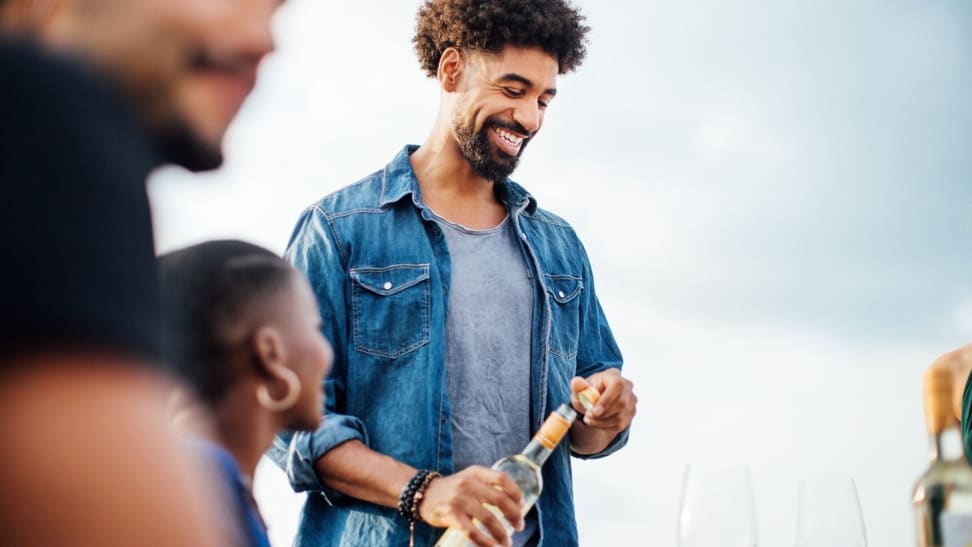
[{"xmin": 270, "ymin": 145, "xmax": 627, "ymax": 547}]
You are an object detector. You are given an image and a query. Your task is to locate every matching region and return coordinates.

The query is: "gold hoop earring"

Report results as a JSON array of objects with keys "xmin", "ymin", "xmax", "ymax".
[{"xmin": 256, "ymin": 368, "xmax": 301, "ymax": 412}]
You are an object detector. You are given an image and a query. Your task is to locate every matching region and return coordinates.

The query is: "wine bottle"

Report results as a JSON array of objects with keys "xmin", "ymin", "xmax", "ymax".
[
  {"xmin": 435, "ymin": 387, "xmax": 600, "ymax": 546},
  {"xmin": 913, "ymin": 367, "xmax": 972, "ymax": 546}
]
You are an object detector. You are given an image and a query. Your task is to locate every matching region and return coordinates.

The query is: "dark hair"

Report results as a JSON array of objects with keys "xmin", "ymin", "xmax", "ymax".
[
  {"xmin": 158, "ymin": 240, "xmax": 295, "ymax": 406},
  {"xmin": 413, "ymin": 0, "xmax": 590, "ymax": 77}
]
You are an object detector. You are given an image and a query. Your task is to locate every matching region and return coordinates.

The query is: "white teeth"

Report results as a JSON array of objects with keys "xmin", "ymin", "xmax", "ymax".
[{"xmin": 496, "ymin": 128, "xmax": 523, "ymax": 145}]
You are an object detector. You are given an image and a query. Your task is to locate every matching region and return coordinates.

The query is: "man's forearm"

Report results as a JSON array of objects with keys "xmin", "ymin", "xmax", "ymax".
[{"xmin": 314, "ymin": 439, "xmax": 417, "ymax": 508}]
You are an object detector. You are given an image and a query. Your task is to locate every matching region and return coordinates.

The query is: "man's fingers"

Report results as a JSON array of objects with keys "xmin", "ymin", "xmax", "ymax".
[
  {"xmin": 475, "ymin": 481, "xmax": 524, "ymax": 531},
  {"xmin": 453, "ymin": 513, "xmax": 501, "ymax": 547},
  {"xmin": 468, "ymin": 500, "xmax": 512, "ymax": 547},
  {"xmin": 461, "ymin": 467, "xmax": 523, "ymax": 530},
  {"xmin": 473, "ymin": 468, "xmax": 523, "ymax": 505},
  {"xmin": 591, "ymin": 375, "xmax": 624, "ymax": 417}
]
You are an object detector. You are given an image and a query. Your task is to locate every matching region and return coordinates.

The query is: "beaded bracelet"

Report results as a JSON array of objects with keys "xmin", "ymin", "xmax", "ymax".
[
  {"xmin": 398, "ymin": 469, "xmax": 440, "ymax": 522},
  {"xmin": 399, "ymin": 469, "xmax": 441, "ymax": 547}
]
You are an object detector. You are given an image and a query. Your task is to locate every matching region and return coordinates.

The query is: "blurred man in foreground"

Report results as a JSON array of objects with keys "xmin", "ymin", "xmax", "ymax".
[{"xmin": 0, "ymin": 0, "xmax": 280, "ymax": 544}]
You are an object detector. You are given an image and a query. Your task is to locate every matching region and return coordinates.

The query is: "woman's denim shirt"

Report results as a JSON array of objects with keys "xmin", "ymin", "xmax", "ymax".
[{"xmin": 270, "ymin": 145, "xmax": 628, "ymax": 547}]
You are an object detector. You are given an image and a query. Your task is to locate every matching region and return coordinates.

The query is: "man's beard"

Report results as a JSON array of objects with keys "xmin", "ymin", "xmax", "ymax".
[
  {"xmin": 454, "ymin": 114, "xmax": 531, "ymax": 183},
  {"xmin": 151, "ymin": 117, "xmax": 224, "ymax": 172},
  {"xmin": 104, "ymin": 38, "xmax": 226, "ymax": 172}
]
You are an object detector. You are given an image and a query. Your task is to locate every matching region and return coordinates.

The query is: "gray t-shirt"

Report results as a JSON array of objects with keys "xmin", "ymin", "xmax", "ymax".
[{"xmin": 432, "ymin": 211, "xmax": 538, "ymax": 546}]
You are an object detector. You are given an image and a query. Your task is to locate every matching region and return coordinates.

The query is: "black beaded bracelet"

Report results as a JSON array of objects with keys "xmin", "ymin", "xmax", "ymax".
[{"xmin": 398, "ymin": 469, "xmax": 440, "ymax": 522}]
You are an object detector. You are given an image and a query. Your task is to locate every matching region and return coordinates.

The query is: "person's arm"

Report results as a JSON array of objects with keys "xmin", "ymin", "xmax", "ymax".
[
  {"xmin": 271, "ymin": 207, "xmax": 523, "ymax": 547},
  {"xmin": 0, "ymin": 356, "xmax": 228, "ymax": 547},
  {"xmin": 567, "ymin": 239, "xmax": 637, "ymax": 458},
  {"xmin": 316, "ymin": 440, "xmax": 525, "ymax": 547}
]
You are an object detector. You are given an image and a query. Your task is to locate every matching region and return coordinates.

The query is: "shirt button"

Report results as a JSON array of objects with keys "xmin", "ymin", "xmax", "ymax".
[
  {"xmin": 558, "ymin": 290, "xmax": 565, "ymax": 299},
  {"xmin": 383, "ymin": 282, "xmax": 392, "ymax": 290},
  {"xmin": 520, "ymin": 233, "xmax": 527, "ymax": 241},
  {"xmin": 440, "ymin": 415, "xmax": 448, "ymax": 424}
]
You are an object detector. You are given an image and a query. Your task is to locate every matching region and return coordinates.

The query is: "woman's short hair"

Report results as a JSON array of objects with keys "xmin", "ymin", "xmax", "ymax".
[{"xmin": 158, "ymin": 239, "xmax": 294, "ymax": 406}]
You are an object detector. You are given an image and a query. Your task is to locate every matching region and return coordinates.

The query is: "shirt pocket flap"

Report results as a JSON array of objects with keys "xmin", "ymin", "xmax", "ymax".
[
  {"xmin": 544, "ymin": 274, "xmax": 584, "ymax": 304},
  {"xmin": 350, "ymin": 265, "xmax": 430, "ymax": 296}
]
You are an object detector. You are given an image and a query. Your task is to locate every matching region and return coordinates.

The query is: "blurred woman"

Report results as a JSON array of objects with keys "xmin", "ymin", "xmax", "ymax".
[{"xmin": 159, "ymin": 240, "xmax": 333, "ymax": 547}]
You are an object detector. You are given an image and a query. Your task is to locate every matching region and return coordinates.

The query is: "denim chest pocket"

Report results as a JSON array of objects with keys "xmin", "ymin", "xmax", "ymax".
[
  {"xmin": 350, "ymin": 264, "xmax": 431, "ymax": 359},
  {"xmin": 544, "ymin": 274, "xmax": 583, "ymax": 361}
]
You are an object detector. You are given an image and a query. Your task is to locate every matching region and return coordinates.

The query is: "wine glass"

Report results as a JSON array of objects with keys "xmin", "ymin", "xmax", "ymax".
[
  {"xmin": 794, "ymin": 477, "xmax": 867, "ymax": 547},
  {"xmin": 677, "ymin": 463, "xmax": 758, "ymax": 547}
]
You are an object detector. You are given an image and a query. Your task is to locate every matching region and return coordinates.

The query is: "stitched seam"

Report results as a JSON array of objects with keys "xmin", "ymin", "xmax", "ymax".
[
  {"xmin": 549, "ymin": 346, "xmax": 578, "ymax": 361},
  {"xmin": 317, "ymin": 207, "xmax": 350, "ymax": 269},
  {"xmin": 529, "ymin": 214, "xmax": 571, "ymax": 228},
  {"xmin": 354, "ymin": 338, "xmax": 430, "ymax": 359},
  {"xmin": 327, "ymin": 207, "xmax": 387, "ymax": 221}
]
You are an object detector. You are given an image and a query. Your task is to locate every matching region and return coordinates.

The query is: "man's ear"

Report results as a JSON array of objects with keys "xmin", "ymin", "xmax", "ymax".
[
  {"xmin": 252, "ymin": 325, "xmax": 287, "ymax": 376},
  {"xmin": 437, "ymin": 47, "xmax": 464, "ymax": 93}
]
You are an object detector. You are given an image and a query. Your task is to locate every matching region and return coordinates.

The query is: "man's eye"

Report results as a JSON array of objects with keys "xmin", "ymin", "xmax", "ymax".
[
  {"xmin": 504, "ymin": 87, "xmax": 525, "ymax": 97},
  {"xmin": 539, "ymin": 100, "xmax": 549, "ymax": 109}
]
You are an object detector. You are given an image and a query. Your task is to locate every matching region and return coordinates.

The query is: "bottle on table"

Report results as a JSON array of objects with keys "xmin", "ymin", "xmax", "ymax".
[
  {"xmin": 435, "ymin": 386, "xmax": 601, "ymax": 547},
  {"xmin": 913, "ymin": 366, "xmax": 972, "ymax": 546}
]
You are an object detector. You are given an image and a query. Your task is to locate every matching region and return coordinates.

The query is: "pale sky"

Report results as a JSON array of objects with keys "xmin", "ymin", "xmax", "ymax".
[{"xmin": 150, "ymin": 1, "xmax": 972, "ymax": 545}]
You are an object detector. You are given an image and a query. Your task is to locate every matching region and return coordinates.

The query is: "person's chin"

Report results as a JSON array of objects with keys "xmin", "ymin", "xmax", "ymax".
[
  {"xmin": 153, "ymin": 121, "xmax": 225, "ymax": 172},
  {"xmin": 489, "ymin": 149, "xmax": 519, "ymax": 177}
]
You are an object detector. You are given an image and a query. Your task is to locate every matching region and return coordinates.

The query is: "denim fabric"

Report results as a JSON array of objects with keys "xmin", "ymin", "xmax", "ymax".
[{"xmin": 269, "ymin": 145, "xmax": 627, "ymax": 547}]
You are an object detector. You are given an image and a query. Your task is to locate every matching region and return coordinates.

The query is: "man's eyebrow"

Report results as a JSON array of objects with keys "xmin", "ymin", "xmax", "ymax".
[{"xmin": 498, "ymin": 73, "xmax": 557, "ymax": 96}]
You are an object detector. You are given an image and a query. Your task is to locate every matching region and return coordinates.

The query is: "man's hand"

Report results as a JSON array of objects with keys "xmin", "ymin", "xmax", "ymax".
[
  {"xmin": 571, "ymin": 369, "xmax": 637, "ymax": 432},
  {"xmin": 418, "ymin": 466, "xmax": 524, "ymax": 547},
  {"xmin": 569, "ymin": 369, "xmax": 637, "ymax": 455}
]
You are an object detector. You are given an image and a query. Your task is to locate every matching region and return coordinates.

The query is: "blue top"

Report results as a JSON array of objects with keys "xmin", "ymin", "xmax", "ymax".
[
  {"xmin": 192, "ymin": 439, "xmax": 272, "ymax": 547},
  {"xmin": 270, "ymin": 145, "xmax": 628, "ymax": 546}
]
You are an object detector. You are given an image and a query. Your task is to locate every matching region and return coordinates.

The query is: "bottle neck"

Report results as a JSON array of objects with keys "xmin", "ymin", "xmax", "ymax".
[
  {"xmin": 930, "ymin": 425, "xmax": 965, "ymax": 462},
  {"xmin": 522, "ymin": 439, "xmax": 554, "ymax": 466},
  {"xmin": 521, "ymin": 403, "xmax": 577, "ymax": 467}
]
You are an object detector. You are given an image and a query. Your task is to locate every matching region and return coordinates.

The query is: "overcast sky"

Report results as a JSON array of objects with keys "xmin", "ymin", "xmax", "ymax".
[{"xmin": 150, "ymin": 1, "xmax": 972, "ymax": 545}]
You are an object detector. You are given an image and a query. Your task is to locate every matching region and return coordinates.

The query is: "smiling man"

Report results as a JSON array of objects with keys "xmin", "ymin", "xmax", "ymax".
[{"xmin": 272, "ymin": 1, "xmax": 637, "ymax": 546}]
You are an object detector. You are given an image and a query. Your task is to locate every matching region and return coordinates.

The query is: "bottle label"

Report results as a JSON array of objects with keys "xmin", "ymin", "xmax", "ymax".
[
  {"xmin": 535, "ymin": 413, "xmax": 571, "ymax": 450},
  {"xmin": 940, "ymin": 512, "xmax": 972, "ymax": 547}
]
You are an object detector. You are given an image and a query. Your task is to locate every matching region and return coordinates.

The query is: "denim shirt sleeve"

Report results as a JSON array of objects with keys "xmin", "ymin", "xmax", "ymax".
[
  {"xmin": 266, "ymin": 205, "xmax": 370, "ymax": 494},
  {"xmin": 571, "ymin": 238, "xmax": 630, "ymax": 460}
]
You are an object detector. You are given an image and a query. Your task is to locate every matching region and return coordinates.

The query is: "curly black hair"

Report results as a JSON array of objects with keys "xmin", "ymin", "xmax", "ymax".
[{"xmin": 413, "ymin": 0, "xmax": 590, "ymax": 77}]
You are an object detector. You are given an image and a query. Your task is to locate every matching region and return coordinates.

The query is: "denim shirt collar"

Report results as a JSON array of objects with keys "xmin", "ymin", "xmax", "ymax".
[{"xmin": 380, "ymin": 144, "xmax": 538, "ymax": 215}]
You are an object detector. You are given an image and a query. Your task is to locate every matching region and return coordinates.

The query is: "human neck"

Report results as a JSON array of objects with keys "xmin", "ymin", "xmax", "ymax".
[
  {"xmin": 411, "ymin": 118, "xmax": 507, "ymax": 230},
  {"xmin": 210, "ymin": 386, "xmax": 279, "ymax": 480}
]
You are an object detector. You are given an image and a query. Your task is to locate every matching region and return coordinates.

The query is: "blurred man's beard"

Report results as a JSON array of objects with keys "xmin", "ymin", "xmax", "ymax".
[
  {"xmin": 98, "ymin": 28, "xmax": 225, "ymax": 171},
  {"xmin": 151, "ymin": 118, "xmax": 223, "ymax": 172},
  {"xmin": 453, "ymin": 114, "xmax": 528, "ymax": 183}
]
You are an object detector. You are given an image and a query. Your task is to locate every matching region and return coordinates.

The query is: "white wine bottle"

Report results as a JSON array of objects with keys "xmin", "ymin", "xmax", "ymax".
[
  {"xmin": 435, "ymin": 387, "xmax": 600, "ymax": 547},
  {"xmin": 913, "ymin": 367, "xmax": 972, "ymax": 547}
]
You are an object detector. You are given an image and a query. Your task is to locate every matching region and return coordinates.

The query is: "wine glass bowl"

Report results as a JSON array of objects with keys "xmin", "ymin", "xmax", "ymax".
[
  {"xmin": 677, "ymin": 463, "xmax": 758, "ymax": 547},
  {"xmin": 793, "ymin": 477, "xmax": 867, "ymax": 547}
]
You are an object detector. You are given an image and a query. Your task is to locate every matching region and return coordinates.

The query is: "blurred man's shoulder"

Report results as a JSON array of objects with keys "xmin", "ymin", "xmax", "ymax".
[{"xmin": 1, "ymin": 39, "xmax": 107, "ymax": 102}]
